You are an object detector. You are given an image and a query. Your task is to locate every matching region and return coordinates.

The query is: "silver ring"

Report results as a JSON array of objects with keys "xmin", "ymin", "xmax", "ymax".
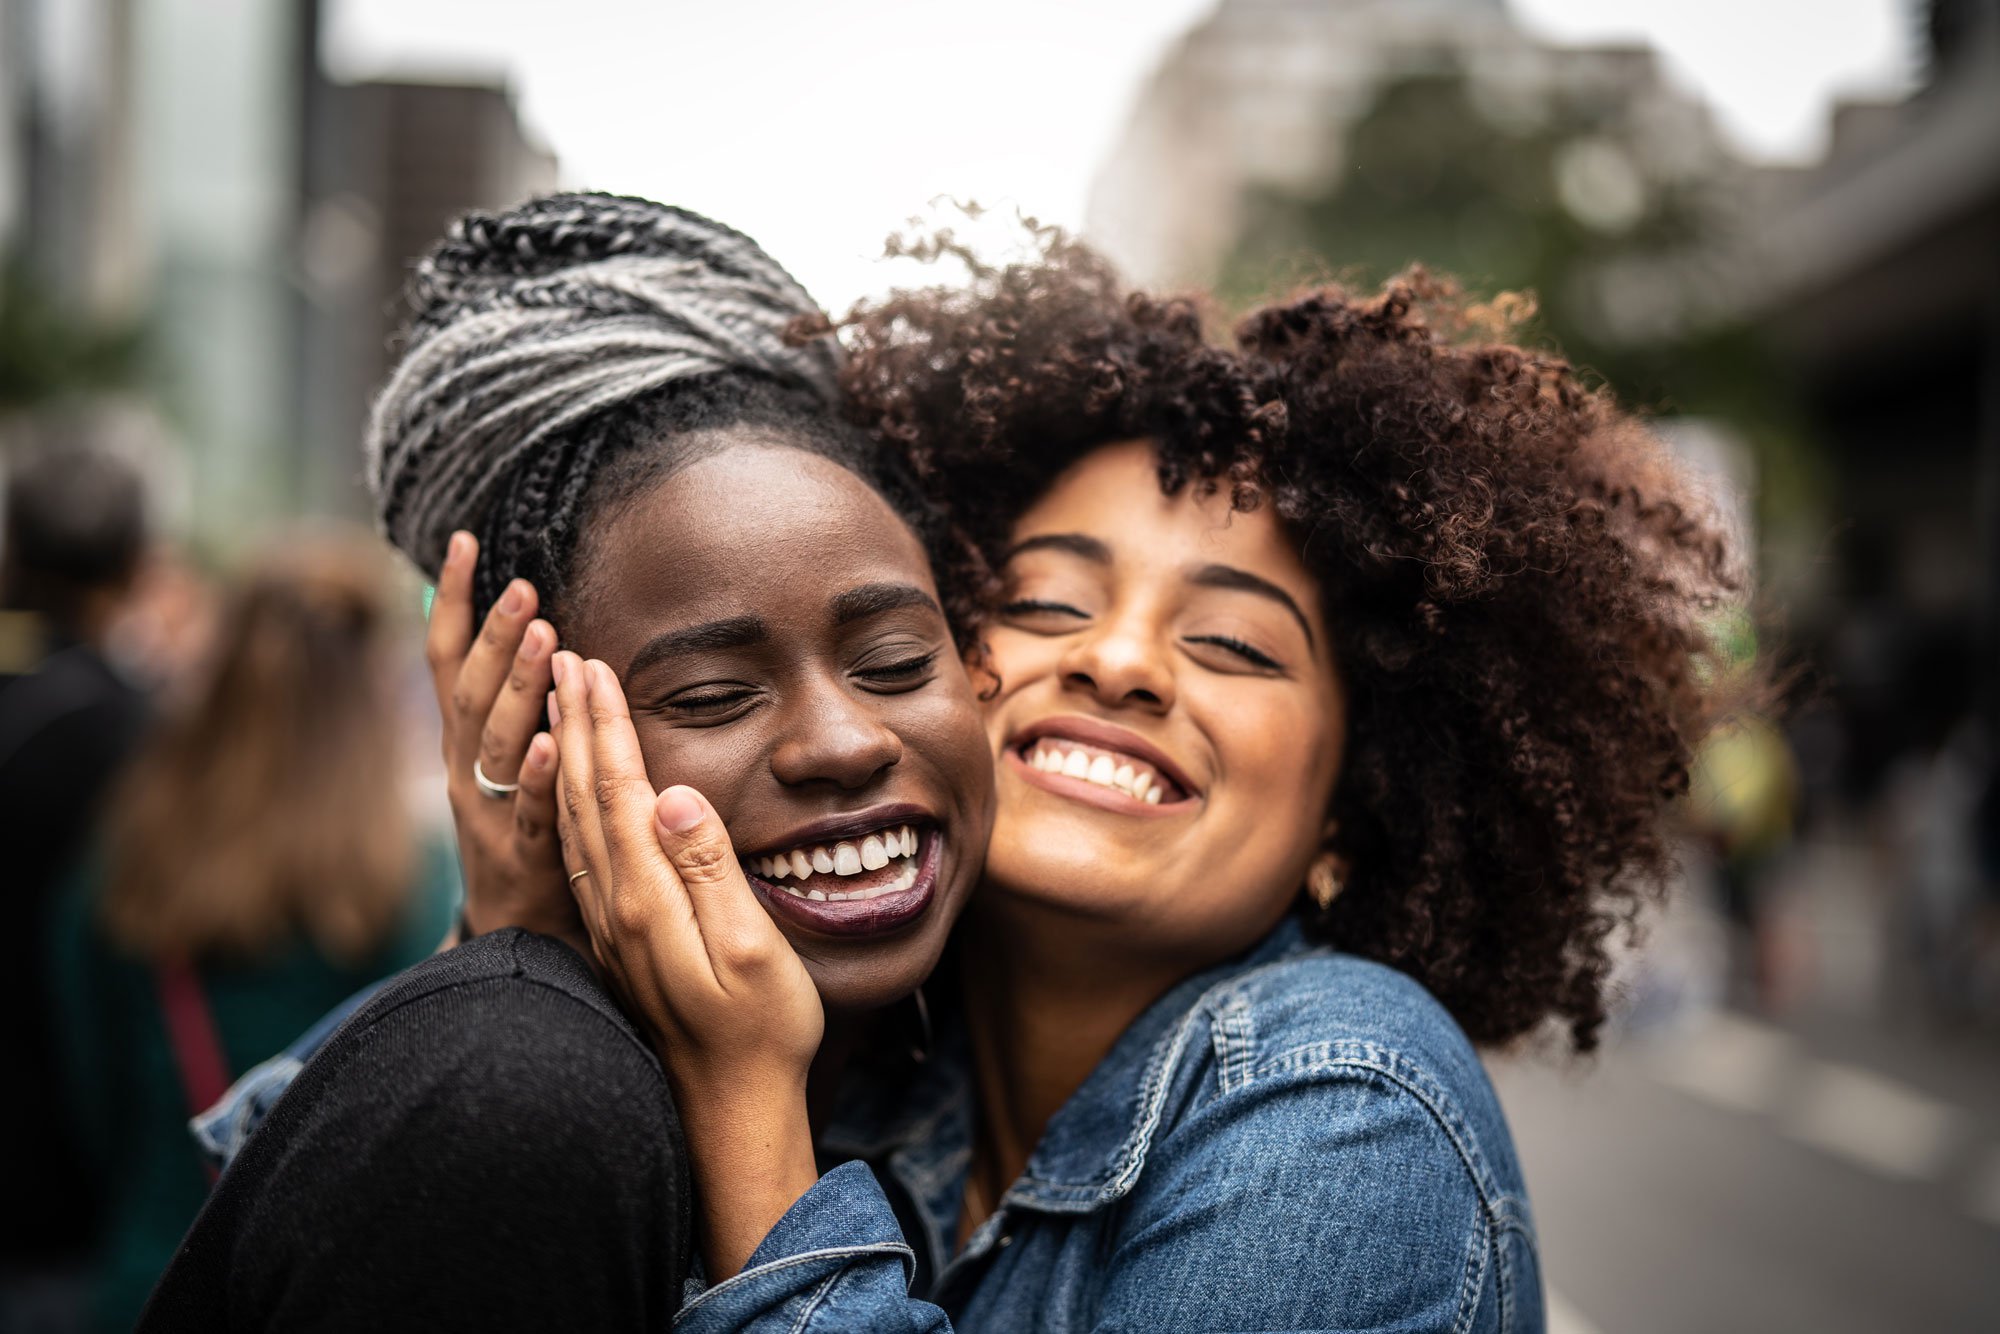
[{"xmin": 472, "ymin": 758, "xmax": 520, "ymax": 799}]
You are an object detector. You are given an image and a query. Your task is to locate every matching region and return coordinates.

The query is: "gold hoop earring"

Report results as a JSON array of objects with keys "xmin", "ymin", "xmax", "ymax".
[{"xmin": 1307, "ymin": 854, "xmax": 1344, "ymax": 910}]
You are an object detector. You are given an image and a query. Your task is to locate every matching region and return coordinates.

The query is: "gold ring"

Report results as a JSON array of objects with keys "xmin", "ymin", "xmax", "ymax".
[{"xmin": 568, "ymin": 869, "xmax": 590, "ymax": 886}]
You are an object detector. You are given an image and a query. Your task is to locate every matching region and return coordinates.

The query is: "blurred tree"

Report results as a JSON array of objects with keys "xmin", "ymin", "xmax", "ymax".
[
  {"xmin": 0, "ymin": 256, "xmax": 146, "ymax": 412},
  {"xmin": 1219, "ymin": 65, "xmax": 1821, "ymax": 534}
]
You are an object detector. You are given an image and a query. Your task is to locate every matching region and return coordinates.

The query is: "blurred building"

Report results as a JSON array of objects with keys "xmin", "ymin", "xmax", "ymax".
[
  {"xmin": 2, "ymin": 0, "xmax": 554, "ymax": 537},
  {"xmin": 1087, "ymin": 0, "xmax": 1740, "ymax": 293},
  {"xmin": 1730, "ymin": 0, "xmax": 2000, "ymax": 792},
  {"xmin": 299, "ymin": 78, "xmax": 557, "ymax": 520}
]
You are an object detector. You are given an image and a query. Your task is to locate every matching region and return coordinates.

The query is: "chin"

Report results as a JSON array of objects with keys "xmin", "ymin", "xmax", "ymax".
[
  {"xmin": 806, "ymin": 952, "xmax": 937, "ymax": 1016},
  {"xmin": 980, "ymin": 840, "xmax": 1147, "ymax": 923}
]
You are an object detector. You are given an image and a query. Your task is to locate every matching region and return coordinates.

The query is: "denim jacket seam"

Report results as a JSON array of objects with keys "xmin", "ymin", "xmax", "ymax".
[
  {"xmin": 1211, "ymin": 993, "xmax": 1258, "ymax": 1094},
  {"xmin": 1495, "ymin": 1204, "xmax": 1540, "ymax": 1333},
  {"xmin": 1091, "ymin": 949, "xmax": 1334, "ymax": 1198},
  {"xmin": 1097, "ymin": 994, "xmax": 1212, "ymax": 1197},
  {"xmin": 1250, "ymin": 1040, "xmax": 1508, "ymax": 1211},
  {"xmin": 671, "ymin": 1243, "xmax": 916, "ymax": 1324},
  {"xmin": 1450, "ymin": 1203, "xmax": 1493, "ymax": 1334},
  {"xmin": 790, "ymin": 1269, "xmax": 843, "ymax": 1334}
]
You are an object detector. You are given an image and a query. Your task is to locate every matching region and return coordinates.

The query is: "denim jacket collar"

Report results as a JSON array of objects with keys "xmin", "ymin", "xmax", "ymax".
[{"xmin": 821, "ymin": 917, "xmax": 1316, "ymax": 1222}]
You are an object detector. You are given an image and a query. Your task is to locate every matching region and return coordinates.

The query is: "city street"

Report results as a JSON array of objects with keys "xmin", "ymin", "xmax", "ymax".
[{"xmin": 1496, "ymin": 860, "xmax": 2000, "ymax": 1333}]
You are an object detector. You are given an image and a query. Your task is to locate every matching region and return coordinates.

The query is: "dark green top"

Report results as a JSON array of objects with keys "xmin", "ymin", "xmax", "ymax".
[{"xmin": 45, "ymin": 838, "xmax": 460, "ymax": 1333}]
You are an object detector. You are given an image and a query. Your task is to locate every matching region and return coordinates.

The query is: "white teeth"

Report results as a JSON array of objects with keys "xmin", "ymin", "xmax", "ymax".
[
  {"xmin": 771, "ymin": 853, "xmax": 918, "ymax": 901},
  {"xmin": 751, "ymin": 824, "xmax": 922, "ymax": 893},
  {"xmin": 1030, "ymin": 742, "xmax": 1172, "ymax": 805}
]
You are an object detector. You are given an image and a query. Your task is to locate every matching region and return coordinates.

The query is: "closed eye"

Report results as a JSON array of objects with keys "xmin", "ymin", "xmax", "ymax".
[
  {"xmin": 1184, "ymin": 634, "xmax": 1283, "ymax": 671},
  {"xmin": 859, "ymin": 650, "xmax": 940, "ymax": 686},
  {"xmin": 661, "ymin": 685, "xmax": 758, "ymax": 718}
]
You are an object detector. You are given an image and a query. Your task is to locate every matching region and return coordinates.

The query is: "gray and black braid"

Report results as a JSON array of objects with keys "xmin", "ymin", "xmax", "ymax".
[{"xmin": 364, "ymin": 192, "xmax": 852, "ymax": 618}]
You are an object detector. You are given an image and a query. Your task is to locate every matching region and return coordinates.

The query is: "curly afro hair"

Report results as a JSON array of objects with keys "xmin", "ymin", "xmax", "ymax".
[{"xmin": 837, "ymin": 226, "xmax": 1745, "ymax": 1052}]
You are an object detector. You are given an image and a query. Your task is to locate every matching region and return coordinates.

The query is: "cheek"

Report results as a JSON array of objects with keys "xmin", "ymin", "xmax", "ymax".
[
  {"xmin": 896, "ymin": 676, "xmax": 995, "ymax": 800},
  {"xmin": 1196, "ymin": 689, "xmax": 1343, "ymax": 870},
  {"xmin": 635, "ymin": 726, "xmax": 769, "ymax": 820},
  {"xmin": 978, "ymin": 629, "xmax": 1063, "ymax": 731}
]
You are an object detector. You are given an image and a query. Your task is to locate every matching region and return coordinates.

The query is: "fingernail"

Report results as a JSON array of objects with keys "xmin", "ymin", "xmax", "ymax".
[
  {"xmin": 519, "ymin": 621, "xmax": 548, "ymax": 658},
  {"xmin": 546, "ymin": 690, "xmax": 560, "ymax": 727},
  {"xmin": 657, "ymin": 786, "xmax": 704, "ymax": 833},
  {"xmin": 551, "ymin": 653, "xmax": 569, "ymax": 687},
  {"xmin": 527, "ymin": 734, "xmax": 551, "ymax": 768},
  {"xmin": 499, "ymin": 581, "xmax": 526, "ymax": 614},
  {"xmin": 447, "ymin": 531, "xmax": 469, "ymax": 567}
]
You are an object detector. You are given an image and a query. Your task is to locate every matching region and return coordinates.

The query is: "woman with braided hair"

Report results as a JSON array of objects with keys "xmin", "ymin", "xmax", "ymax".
[{"xmin": 141, "ymin": 194, "xmax": 996, "ymax": 1331}]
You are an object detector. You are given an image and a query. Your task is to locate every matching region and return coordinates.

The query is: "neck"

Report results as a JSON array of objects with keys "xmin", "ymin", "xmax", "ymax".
[
  {"xmin": 957, "ymin": 901, "xmax": 1179, "ymax": 1196},
  {"xmin": 805, "ymin": 1016, "xmax": 863, "ymax": 1139}
]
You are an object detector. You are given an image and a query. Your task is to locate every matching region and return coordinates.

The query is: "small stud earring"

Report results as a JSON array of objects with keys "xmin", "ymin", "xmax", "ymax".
[{"xmin": 1307, "ymin": 854, "xmax": 1344, "ymax": 910}]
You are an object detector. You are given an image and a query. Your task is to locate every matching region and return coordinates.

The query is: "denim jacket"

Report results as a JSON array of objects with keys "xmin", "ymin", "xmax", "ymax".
[{"xmin": 679, "ymin": 918, "xmax": 1544, "ymax": 1332}]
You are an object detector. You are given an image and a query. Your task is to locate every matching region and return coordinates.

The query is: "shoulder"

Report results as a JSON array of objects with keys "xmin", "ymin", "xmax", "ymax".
[
  {"xmin": 1215, "ymin": 948, "xmax": 1488, "ymax": 1089},
  {"xmin": 1162, "ymin": 944, "xmax": 1527, "ymax": 1217},
  {"xmin": 305, "ymin": 928, "xmax": 666, "ymax": 1113},
  {"xmin": 160, "ymin": 932, "xmax": 692, "ymax": 1328},
  {"xmin": 217, "ymin": 928, "xmax": 686, "ymax": 1257}
]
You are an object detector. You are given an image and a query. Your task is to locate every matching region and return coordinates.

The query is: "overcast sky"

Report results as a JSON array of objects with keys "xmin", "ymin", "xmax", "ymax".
[{"xmin": 326, "ymin": 0, "xmax": 1918, "ymax": 307}]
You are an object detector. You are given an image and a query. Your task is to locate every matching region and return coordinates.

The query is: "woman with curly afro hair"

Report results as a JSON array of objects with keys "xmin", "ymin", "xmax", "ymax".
[{"xmin": 561, "ymin": 226, "xmax": 1744, "ymax": 1333}]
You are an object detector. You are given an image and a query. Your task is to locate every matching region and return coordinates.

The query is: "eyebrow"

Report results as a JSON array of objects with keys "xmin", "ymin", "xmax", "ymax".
[
  {"xmin": 1189, "ymin": 564, "xmax": 1317, "ymax": 649},
  {"xmin": 830, "ymin": 581, "xmax": 944, "ymax": 625},
  {"xmin": 1003, "ymin": 532, "xmax": 1112, "ymax": 565},
  {"xmin": 623, "ymin": 583, "xmax": 943, "ymax": 680},
  {"xmin": 625, "ymin": 615, "xmax": 767, "ymax": 679},
  {"xmin": 1005, "ymin": 531, "xmax": 1316, "ymax": 650}
]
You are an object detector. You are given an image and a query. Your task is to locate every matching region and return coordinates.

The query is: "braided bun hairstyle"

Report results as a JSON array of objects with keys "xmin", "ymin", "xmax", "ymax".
[{"xmin": 365, "ymin": 192, "xmax": 945, "ymax": 624}]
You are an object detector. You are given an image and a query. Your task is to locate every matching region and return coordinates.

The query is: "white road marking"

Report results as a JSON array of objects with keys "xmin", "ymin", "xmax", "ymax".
[
  {"xmin": 1640, "ymin": 1009, "xmax": 1990, "ymax": 1197},
  {"xmin": 1547, "ymin": 1287, "xmax": 1604, "ymax": 1334},
  {"xmin": 1645, "ymin": 1011, "xmax": 1796, "ymax": 1116},
  {"xmin": 1783, "ymin": 1061, "xmax": 1961, "ymax": 1183}
]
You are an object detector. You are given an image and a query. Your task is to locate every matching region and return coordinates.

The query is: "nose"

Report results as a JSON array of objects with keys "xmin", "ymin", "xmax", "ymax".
[
  {"xmin": 1057, "ymin": 610, "xmax": 1176, "ymax": 714},
  {"xmin": 768, "ymin": 676, "xmax": 904, "ymax": 789}
]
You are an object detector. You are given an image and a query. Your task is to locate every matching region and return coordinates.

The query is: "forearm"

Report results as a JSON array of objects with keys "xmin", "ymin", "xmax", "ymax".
[{"xmin": 678, "ymin": 1074, "xmax": 822, "ymax": 1280}]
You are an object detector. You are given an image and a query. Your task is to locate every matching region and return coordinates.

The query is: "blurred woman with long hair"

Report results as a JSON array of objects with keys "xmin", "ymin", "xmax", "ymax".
[{"xmin": 46, "ymin": 530, "xmax": 457, "ymax": 1332}]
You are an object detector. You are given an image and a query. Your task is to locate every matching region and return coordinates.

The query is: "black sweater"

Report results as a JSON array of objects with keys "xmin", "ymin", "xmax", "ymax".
[{"xmin": 141, "ymin": 930, "xmax": 693, "ymax": 1332}]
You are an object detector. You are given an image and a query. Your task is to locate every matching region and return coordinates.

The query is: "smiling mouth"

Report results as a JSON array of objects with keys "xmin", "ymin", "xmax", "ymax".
[
  {"xmin": 744, "ymin": 823, "xmax": 923, "ymax": 902},
  {"xmin": 742, "ymin": 821, "xmax": 942, "ymax": 939},
  {"xmin": 1010, "ymin": 736, "xmax": 1194, "ymax": 810}
]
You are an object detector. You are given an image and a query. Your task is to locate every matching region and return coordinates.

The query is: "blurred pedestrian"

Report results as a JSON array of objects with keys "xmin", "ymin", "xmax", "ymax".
[
  {"xmin": 0, "ymin": 444, "xmax": 153, "ymax": 1329},
  {"xmin": 43, "ymin": 530, "xmax": 458, "ymax": 1332}
]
